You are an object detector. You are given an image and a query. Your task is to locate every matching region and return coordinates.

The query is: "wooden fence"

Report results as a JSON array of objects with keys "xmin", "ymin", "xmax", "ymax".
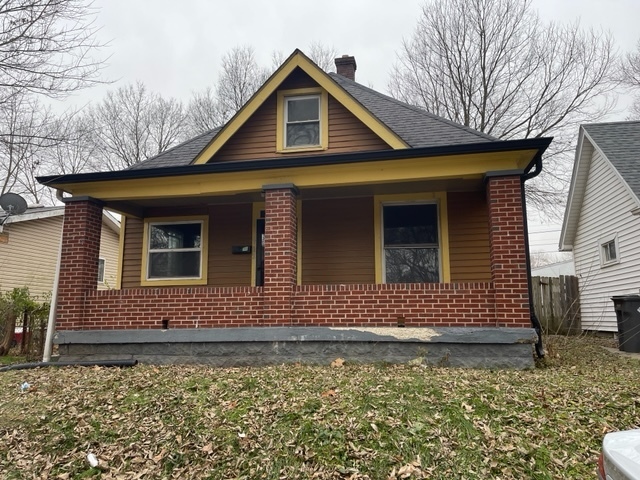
[{"xmin": 531, "ymin": 276, "xmax": 581, "ymax": 335}]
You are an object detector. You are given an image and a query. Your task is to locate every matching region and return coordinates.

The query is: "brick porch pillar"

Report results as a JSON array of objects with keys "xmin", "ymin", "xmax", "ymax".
[
  {"xmin": 263, "ymin": 184, "xmax": 298, "ymax": 325},
  {"xmin": 56, "ymin": 197, "xmax": 103, "ymax": 330},
  {"xmin": 486, "ymin": 175, "xmax": 530, "ymax": 327}
]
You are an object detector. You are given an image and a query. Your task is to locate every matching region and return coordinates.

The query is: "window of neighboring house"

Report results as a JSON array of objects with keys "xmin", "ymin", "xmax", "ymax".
[
  {"xmin": 146, "ymin": 221, "xmax": 204, "ymax": 280},
  {"xmin": 97, "ymin": 258, "xmax": 105, "ymax": 283},
  {"xmin": 382, "ymin": 203, "xmax": 440, "ymax": 283},
  {"xmin": 285, "ymin": 95, "xmax": 321, "ymax": 148},
  {"xmin": 600, "ymin": 235, "xmax": 620, "ymax": 266}
]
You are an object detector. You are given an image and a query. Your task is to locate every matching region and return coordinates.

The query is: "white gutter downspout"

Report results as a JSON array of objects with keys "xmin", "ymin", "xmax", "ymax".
[{"xmin": 42, "ymin": 190, "xmax": 66, "ymax": 362}]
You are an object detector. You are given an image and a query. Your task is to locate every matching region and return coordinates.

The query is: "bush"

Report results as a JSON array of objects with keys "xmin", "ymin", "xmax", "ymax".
[{"xmin": 0, "ymin": 287, "xmax": 50, "ymax": 358}]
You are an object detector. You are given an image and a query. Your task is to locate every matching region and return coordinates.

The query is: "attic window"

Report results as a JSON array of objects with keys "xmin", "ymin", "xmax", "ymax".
[
  {"xmin": 276, "ymin": 88, "xmax": 328, "ymax": 152},
  {"xmin": 285, "ymin": 95, "xmax": 320, "ymax": 147}
]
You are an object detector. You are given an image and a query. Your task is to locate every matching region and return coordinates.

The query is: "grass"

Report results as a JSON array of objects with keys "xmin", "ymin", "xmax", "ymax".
[{"xmin": 0, "ymin": 335, "xmax": 637, "ymax": 479}]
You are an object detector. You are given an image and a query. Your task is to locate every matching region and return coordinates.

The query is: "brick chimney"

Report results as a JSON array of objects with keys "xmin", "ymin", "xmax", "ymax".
[{"xmin": 335, "ymin": 55, "xmax": 357, "ymax": 81}]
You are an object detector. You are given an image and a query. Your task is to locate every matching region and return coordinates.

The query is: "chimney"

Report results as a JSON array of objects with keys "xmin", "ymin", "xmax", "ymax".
[{"xmin": 335, "ymin": 55, "xmax": 357, "ymax": 81}]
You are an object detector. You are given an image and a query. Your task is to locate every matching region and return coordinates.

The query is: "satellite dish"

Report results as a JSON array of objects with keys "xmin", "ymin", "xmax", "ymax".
[{"xmin": 0, "ymin": 192, "xmax": 28, "ymax": 215}]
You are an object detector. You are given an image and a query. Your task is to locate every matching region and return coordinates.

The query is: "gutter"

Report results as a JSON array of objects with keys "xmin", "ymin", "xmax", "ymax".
[{"xmin": 521, "ymin": 151, "xmax": 545, "ymax": 358}]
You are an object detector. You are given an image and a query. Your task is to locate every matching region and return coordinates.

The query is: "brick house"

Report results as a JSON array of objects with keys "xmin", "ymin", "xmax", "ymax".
[{"xmin": 38, "ymin": 50, "xmax": 551, "ymax": 368}]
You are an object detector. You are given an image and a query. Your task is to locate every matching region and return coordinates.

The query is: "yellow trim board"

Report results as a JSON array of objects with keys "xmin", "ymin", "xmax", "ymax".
[
  {"xmin": 140, "ymin": 215, "xmax": 209, "ymax": 287},
  {"xmin": 276, "ymin": 88, "xmax": 329, "ymax": 153},
  {"xmin": 193, "ymin": 50, "xmax": 407, "ymax": 164},
  {"xmin": 373, "ymin": 192, "xmax": 450, "ymax": 284},
  {"xmin": 61, "ymin": 151, "xmax": 532, "ymax": 200}
]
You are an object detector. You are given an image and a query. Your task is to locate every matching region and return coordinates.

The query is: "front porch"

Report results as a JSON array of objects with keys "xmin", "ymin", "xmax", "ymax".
[{"xmin": 52, "ymin": 175, "xmax": 536, "ymax": 367}]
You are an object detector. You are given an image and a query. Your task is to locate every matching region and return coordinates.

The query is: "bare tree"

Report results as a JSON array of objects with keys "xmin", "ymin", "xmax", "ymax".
[
  {"xmin": 88, "ymin": 82, "xmax": 188, "ymax": 170},
  {"xmin": 216, "ymin": 46, "xmax": 270, "ymax": 122},
  {"xmin": 307, "ymin": 42, "xmax": 338, "ymax": 72},
  {"xmin": 0, "ymin": 0, "xmax": 105, "ymax": 104},
  {"xmin": 389, "ymin": 0, "xmax": 618, "ymax": 214},
  {"xmin": 0, "ymin": 93, "xmax": 56, "ymax": 203},
  {"xmin": 620, "ymin": 39, "xmax": 640, "ymax": 119},
  {"xmin": 184, "ymin": 87, "xmax": 225, "ymax": 137}
]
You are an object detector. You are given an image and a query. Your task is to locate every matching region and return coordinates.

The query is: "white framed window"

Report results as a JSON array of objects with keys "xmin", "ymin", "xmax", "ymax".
[
  {"xmin": 146, "ymin": 220, "xmax": 203, "ymax": 280},
  {"xmin": 97, "ymin": 258, "xmax": 105, "ymax": 283},
  {"xmin": 600, "ymin": 235, "xmax": 620, "ymax": 267},
  {"xmin": 284, "ymin": 95, "xmax": 321, "ymax": 148},
  {"xmin": 382, "ymin": 202, "xmax": 440, "ymax": 283}
]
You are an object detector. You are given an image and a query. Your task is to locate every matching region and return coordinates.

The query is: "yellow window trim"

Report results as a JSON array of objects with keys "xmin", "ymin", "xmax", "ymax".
[
  {"xmin": 115, "ymin": 215, "xmax": 126, "ymax": 290},
  {"xmin": 192, "ymin": 50, "xmax": 407, "ymax": 164},
  {"xmin": 251, "ymin": 200, "xmax": 302, "ymax": 287},
  {"xmin": 276, "ymin": 88, "xmax": 329, "ymax": 153},
  {"xmin": 373, "ymin": 192, "xmax": 450, "ymax": 284},
  {"xmin": 141, "ymin": 215, "xmax": 209, "ymax": 287}
]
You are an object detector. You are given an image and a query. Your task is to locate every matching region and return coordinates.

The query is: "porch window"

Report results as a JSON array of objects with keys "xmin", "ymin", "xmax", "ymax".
[
  {"xmin": 383, "ymin": 203, "xmax": 440, "ymax": 283},
  {"xmin": 147, "ymin": 221, "xmax": 203, "ymax": 280}
]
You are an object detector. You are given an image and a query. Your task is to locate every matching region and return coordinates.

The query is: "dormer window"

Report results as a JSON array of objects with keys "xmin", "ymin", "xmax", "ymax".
[
  {"xmin": 277, "ymin": 88, "xmax": 328, "ymax": 152},
  {"xmin": 285, "ymin": 95, "xmax": 320, "ymax": 147}
]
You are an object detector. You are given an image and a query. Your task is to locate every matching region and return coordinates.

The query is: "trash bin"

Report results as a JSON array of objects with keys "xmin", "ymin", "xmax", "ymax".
[{"xmin": 611, "ymin": 295, "xmax": 640, "ymax": 353}]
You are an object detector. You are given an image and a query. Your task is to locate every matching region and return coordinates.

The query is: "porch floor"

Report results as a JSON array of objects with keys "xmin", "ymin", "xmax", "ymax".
[{"xmin": 54, "ymin": 326, "xmax": 537, "ymax": 369}]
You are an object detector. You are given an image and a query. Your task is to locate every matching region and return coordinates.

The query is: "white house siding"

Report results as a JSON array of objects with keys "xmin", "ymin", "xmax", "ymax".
[
  {"xmin": 573, "ymin": 149, "xmax": 640, "ymax": 332},
  {"xmin": 0, "ymin": 215, "xmax": 120, "ymax": 299}
]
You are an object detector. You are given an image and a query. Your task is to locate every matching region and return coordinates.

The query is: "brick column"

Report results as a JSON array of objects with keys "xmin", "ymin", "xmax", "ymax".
[
  {"xmin": 56, "ymin": 197, "xmax": 103, "ymax": 330},
  {"xmin": 263, "ymin": 184, "xmax": 298, "ymax": 325},
  {"xmin": 486, "ymin": 176, "xmax": 530, "ymax": 327}
]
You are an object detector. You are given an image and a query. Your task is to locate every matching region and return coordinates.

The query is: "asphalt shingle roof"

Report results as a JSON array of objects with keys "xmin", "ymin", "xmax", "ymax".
[
  {"xmin": 583, "ymin": 121, "xmax": 640, "ymax": 200},
  {"xmin": 130, "ymin": 72, "xmax": 497, "ymax": 171},
  {"xmin": 127, "ymin": 127, "xmax": 221, "ymax": 171},
  {"xmin": 328, "ymin": 73, "xmax": 497, "ymax": 147}
]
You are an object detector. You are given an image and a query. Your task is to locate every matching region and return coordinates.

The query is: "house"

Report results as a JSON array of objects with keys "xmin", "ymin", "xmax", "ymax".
[
  {"xmin": 560, "ymin": 121, "xmax": 640, "ymax": 333},
  {"xmin": 0, "ymin": 205, "xmax": 121, "ymax": 298},
  {"xmin": 37, "ymin": 50, "xmax": 551, "ymax": 367},
  {"xmin": 531, "ymin": 259, "xmax": 576, "ymax": 277}
]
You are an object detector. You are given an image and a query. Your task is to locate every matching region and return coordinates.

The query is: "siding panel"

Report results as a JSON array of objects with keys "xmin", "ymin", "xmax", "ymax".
[
  {"xmin": 302, "ymin": 197, "xmax": 375, "ymax": 284},
  {"xmin": 573, "ymin": 149, "xmax": 640, "ymax": 331},
  {"xmin": 447, "ymin": 191, "xmax": 492, "ymax": 282}
]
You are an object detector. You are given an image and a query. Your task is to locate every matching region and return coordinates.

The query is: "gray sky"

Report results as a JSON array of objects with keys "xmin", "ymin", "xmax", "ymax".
[{"xmin": 60, "ymin": 0, "xmax": 640, "ymax": 257}]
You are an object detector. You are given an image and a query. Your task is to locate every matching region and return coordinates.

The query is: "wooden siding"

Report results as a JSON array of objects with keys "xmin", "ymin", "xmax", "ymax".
[
  {"xmin": 212, "ymin": 72, "xmax": 389, "ymax": 162},
  {"xmin": 0, "ymin": 215, "xmax": 119, "ymax": 298},
  {"xmin": 447, "ymin": 191, "xmax": 492, "ymax": 282},
  {"xmin": 573, "ymin": 148, "xmax": 640, "ymax": 332},
  {"xmin": 207, "ymin": 204, "xmax": 252, "ymax": 286},
  {"xmin": 302, "ymin": 197, "xmax": 375, "ymax": 284},
  {"xmin": 121, "ymin": 205, "xmax": 253, "ymax": 288}
]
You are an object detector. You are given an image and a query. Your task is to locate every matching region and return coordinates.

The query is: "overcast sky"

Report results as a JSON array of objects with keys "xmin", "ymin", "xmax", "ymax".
[{"xmin": 59, "ymin": 0, "xmax": 640, "ymax": 256}]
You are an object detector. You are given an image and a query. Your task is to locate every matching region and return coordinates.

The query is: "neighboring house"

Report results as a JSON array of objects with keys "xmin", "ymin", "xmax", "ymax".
[
  {"xmin": 38, "ymin": 50, "xmax": 551, "ymax": 367},
  {"xmin": 0, "ymin": 206, "xmax": 121, "ymax": 298},
  {"xmin": 531, "ymin": 260, "xmax": 576, "ymax": 277},
  {"xmin": 560, "ymin": 121, "xmax": 640, "ymax": 333}
]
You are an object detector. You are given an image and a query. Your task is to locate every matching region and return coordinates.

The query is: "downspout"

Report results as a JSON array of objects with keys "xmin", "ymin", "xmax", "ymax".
[
  {"xmin": 521, "ymin": 153, "xmax": 545, "ymax": 358},
  {"xmin": 42, "ymin": 189, "xmax": 66, "ymax": 362}
]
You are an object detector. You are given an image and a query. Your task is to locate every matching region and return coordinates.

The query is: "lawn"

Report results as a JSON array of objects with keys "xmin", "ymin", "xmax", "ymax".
[{"xmin": 0, "ymin": 335, "xmax": 638, "ymax": 479}]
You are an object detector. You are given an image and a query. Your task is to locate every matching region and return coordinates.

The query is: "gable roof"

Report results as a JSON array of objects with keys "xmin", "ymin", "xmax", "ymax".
[
  {"xmin": 559, "ymin": 121, "xmax": 640, "ymax": 251},
  {"xmin": 0, "ymin": 205, "xmax": 121, "ymax": 233},
  {"xmin": 130, "ymin": 49, "xmax": 497, "ymax": 171}
]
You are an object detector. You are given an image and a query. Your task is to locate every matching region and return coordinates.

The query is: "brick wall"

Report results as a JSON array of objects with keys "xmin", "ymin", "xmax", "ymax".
[
  {"xmin": 56, "ymin": 198, "xmax": 103, "ymax": 330},
  {"xmin": 293, "ymin": 283, "xmax": 496, "ymax": 326},
  {"xmin": 83, "ymin": 287, "xmax": 264, "ymax": 329},
  {"xmin": 486, "ymin": 176, "xmax": 530, "ymax": 327},
  {"xmin": 76, "ymin": 283, "xmax": 496, "ymax": 330}
]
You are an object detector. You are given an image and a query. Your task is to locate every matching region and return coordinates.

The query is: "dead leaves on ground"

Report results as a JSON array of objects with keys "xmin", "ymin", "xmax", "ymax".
[{"xmin": 0, "ymin": 336, "xmax": 637, "ymax": 478}]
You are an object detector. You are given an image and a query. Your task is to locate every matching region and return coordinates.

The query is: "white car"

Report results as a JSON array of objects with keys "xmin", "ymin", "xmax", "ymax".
[{"xmin": 599, "ymin": 430, "xmax": 640, "ymax": 479}]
